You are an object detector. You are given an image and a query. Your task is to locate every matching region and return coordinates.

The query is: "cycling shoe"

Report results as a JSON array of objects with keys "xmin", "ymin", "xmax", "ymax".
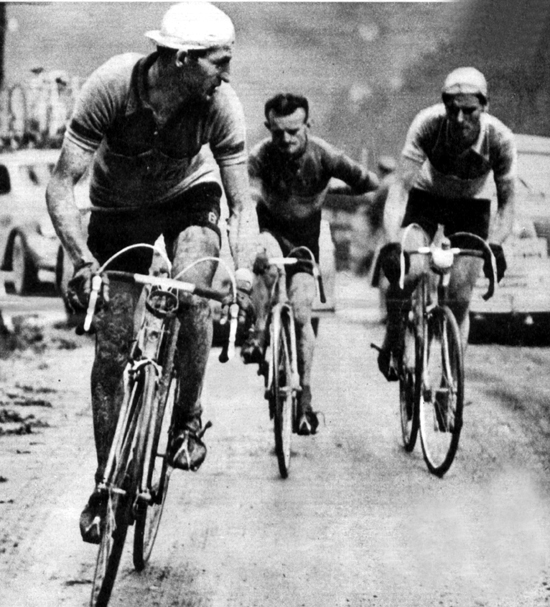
[
  {"xmin": 296, "ymin": 410, "xmax": 319, "ymax": 436},
  {"xmin": 241, "ymin": 336, "xmax": 264, "ymax": 365},
  {"xmin": 376, "ymin": 347, "xmax": 400, "ymax": 382},
  {"xmin": 79, "ymin": 490, "xmax": 107, "ymax": 544},
  {"xmin": 169, "ymin": 418, "xmax": 211, "ymax": 471}
]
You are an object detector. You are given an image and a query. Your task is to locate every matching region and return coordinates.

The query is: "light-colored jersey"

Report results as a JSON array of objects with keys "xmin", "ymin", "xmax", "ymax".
[
  {"xmin": 66, "ymin": 52, "xmax": 247, "ymax": 208},
  {"xmin": 402, "ymin": 103, "xmax": 517, "ymax": 200}
]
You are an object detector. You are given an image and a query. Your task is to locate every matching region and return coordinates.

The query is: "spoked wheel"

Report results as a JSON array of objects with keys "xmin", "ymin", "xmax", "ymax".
[
  {"xmin": 133, "ymin": 374, "xmax": 176, "ymax": 571},
  {"xmin": 271, "ymin": 306, "xmax": 297, "ymax": 479},
  {"xmin": 419, "ymin": 306, "xmax": 464, "ymax": 477},
  {"xmin": 399, "ymin": 317, "xmax": 421, "ymax": 452},
  {"xmin": 90, "ymin": 371, "xmax": 148, "ymax": 607}
]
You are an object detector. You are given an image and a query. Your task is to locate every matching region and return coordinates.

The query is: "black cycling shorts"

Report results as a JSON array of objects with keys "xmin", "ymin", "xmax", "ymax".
[
  {"xmin": 88, "ymin": 182, "xmax": 222, "ymax": 274},
  {"xmin": 257, "ymin": 203, "xmax": 320, "ymax": 276},
  {"xmin": 402, "ymin": 188, "xmax": 491, "ymax": 243}
]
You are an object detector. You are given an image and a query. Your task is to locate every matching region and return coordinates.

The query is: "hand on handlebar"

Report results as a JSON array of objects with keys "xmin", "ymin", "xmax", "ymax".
[
  {"xmin": 483, "ymin": 243, "xmax": 507, "ymax": 283},
  {"xmin": 67, "ymin": 260, "xmax": 101, "ymax": 313},
  {"xmin": 252, "ymin": 250, "xmax": 270, "ymax": 276}
]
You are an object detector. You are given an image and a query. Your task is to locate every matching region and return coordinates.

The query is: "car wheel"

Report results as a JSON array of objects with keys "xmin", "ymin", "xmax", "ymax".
[{"xmin": 10, "ymin": 233, "xmax": 38, "ymax": 295}]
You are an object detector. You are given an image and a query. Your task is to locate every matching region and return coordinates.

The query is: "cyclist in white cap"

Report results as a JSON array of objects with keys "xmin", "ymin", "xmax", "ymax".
[
  {"xmin": 376, "ymin": 66, "xmax": 517, "ymax": 381},
  {"xmin": 47, "ymin": 2, "xmax": 258, "ymax": 543}
]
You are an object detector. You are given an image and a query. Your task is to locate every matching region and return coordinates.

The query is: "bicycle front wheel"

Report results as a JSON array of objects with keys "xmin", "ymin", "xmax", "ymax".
[
  {"xmin": 91, "ymin": 369, "xmax": 150, "ymax": 607},
  {"xmin": 419, "ymin": 305, "xmax": 464, "ymax": 477},
  {"xmin": 133, "ymin": 375, "xmax": 176, "ymax": 571},
  {"xmin": 399, "ymin": 317, "xmax": 421, "ymax": 452},
  {"xmin": 271, "ymin": 306, "xmax": 297, "ymax": 479}
]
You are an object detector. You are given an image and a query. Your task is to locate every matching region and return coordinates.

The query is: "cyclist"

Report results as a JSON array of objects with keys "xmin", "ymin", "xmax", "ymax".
[
  {"xmin": 46, "ymin": 2, "xmax": 258, "ymax": 543},
  {"xmin": 377, "ymin": 67, "xmax": 517, "ymax": 380},
  {"xmin": 243, "ymin": 93, "xmax": 379, "ymax": 434}
]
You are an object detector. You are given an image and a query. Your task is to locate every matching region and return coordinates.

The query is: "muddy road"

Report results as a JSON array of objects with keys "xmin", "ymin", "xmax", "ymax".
[{"xmin": 1, "ymin": 277, "xmax": 550, "ymax": 607}]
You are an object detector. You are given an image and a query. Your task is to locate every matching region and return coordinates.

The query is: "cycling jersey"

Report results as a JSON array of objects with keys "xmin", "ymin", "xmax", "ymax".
[
  {"xmin": 248, "ymin": 135, "xmax": 375, "ymax": 221},
  {"xmin": 402, "ymin": 103, "xmax": 517, "ymax": 201},
  {"xmin": 66, "ymin": 52, "xmax": 247, "ymax": 209}
]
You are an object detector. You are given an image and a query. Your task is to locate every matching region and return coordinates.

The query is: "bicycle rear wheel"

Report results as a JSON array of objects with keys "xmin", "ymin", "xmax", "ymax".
[
  {"xmin": 399, "ymin": 317, "xmax": 421, "ymax": 452},
  {"xmin": 271, "ymin": 306, "xmax": 297, "ymax": 479},
  {"xmin": 419, "ymin": 305, "xmax": 464, "ymax": 477},
  {"xmin": 133, "ymin": 374, "xmax": 176, "ymax": 571},
  {"xmin": 90, "ymin": 369, "xmax": 150, "ymax": 607}
]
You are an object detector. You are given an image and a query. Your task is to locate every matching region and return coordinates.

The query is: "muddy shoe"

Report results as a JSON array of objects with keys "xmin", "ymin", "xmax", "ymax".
[
  {"xmin": 296, "ymin": 410, "xmax": 319, "ymax": 436},
  {"xmin": 295, "ymin": 386, "xmax": 320, "ymax": 436},
  {"xmin": 169, "ymin": 418, "xmax": 211, "ymax": 472},
  {"xmin": 377, "ymin": 347, "xmax": 400, "ymax": 382},
  {"xmin": 241, "ymin": 335, "xmax": 264, "ymax": 365},
  {"xmin": 79, "ymin": 490, "xmax": 107, "ymax": 544}
]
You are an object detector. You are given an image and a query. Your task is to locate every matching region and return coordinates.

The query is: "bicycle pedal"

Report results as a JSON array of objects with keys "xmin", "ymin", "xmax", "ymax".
[{"xmin": 197, "ymin": 420, "xmax": 213, "ymax": 440}]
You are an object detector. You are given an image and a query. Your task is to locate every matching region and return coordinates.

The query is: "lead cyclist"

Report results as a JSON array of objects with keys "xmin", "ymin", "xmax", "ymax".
[
  {"xmin": 46, "ymin": 3, "xmax": 258, "ymax": 544},
  {"xmin": 377, "ymin": 67, "xmax": 517, "ymax": 381}
]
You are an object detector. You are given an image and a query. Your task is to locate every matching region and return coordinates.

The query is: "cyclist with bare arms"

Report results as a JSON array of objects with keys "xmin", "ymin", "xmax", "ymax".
[
  {"xmin": 243, "ymin": 93, "xmax": 379, "ymax": 434},
  {"xmin": 46, "ymin": 2, "xmax": 258, "ymax": 544},
  {"xmin": 377, "ymin": 67, "xmax": 517, "ymax": 380}
]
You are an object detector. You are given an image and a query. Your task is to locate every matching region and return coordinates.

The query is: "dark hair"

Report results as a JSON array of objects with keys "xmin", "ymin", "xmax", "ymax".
[{"xmin": 264, "ymin": 93, "xmax": 309, "ymax": 122}]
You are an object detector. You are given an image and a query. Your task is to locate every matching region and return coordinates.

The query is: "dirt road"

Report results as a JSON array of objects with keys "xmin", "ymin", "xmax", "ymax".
[{"xmin": 1, "ymin": 278, "xmax": 550, "ymax": 607}]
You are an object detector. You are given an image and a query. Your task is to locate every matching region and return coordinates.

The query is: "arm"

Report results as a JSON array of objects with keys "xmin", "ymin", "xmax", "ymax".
[
  {"xmin": 382, "ymin": 156, "xmax": 422, "ymax": 242},
  {"xmin": 219, "ymin": 162, "xmax": 259, "ymax": 271},
  {"xmin": 491, "ymin": 178, "xmax": 515, "ymax": 244},
  {"xmin": 46, "ymin": 139, "xmax": 96, "ymax": 269}
]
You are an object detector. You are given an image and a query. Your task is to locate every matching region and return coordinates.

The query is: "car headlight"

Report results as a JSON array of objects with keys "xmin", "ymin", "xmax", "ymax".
[{"xmin": 38, "ymin": 216, "xmax": 58, "ymax": 239}]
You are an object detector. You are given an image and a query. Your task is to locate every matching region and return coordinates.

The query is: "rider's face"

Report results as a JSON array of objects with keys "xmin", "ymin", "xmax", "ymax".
[
  {"xmin": 266, "ymin": 108, "xmax": 309, "ymax": 157},
  {"xmin": 444, "ymin": 94, "xmax": 484, "ymax": 143},
  {"xmin": 183, "ymin": 45, "xmax": 232, "ymax": 101}
]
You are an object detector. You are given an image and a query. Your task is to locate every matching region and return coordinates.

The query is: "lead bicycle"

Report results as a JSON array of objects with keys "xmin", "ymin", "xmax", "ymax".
[
  {"xmin": 256, "ymin": 246, "xmax": 325, "ymax": 478},
  {"xmin": 81, "ymin": 244, "xmax": 239, "ymax": 607},
  {"xmin": 374, "ymin": 224, "xmax": 497, "ymax": 477}
]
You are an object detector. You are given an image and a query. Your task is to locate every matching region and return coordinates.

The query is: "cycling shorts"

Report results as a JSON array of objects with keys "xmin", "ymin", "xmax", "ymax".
[
  {"xmin": 402, "ymin": 188, "xmax": 491, "ymax": 243},
  {"xmin": 257, "ymin": 203, "xmax": 320, "ymax": 276},
  {"xmin": 88, "ymin": 182, "xmax": 222, "ymax": 273}
]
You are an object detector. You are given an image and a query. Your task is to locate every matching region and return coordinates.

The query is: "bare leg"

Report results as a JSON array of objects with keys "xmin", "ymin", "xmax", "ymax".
[
  {"xmin": 168, "ymin": 226, "xmax": 220, "ymax": 470},
  {"xmin": 242, "ymin": 232, "xmax": 283, "ymax": 363},
  {"xmin": 91, "ymin": 280, "xmax": 141, "ymax": 483},
  {"xmin": 446, "ymin": 256, "xmax": 482, "ymax": 353}
]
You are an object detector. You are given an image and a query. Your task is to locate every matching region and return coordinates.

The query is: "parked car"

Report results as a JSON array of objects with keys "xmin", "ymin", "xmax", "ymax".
[
  {"xmin": 0, "ymin": 148, "xmax": 62, "ymax": 294},
  {"xmin": 470, "ymin": 134, "xmax": 550, "ymax": 341}
]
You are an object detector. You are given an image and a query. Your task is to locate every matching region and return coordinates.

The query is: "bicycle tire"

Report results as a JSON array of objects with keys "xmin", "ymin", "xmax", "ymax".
[
  {"xmin": 399, "ymin": 316, "xmax": 421, "ymax": 452},
  {"xmin": 271, "ymin": 305, "xmax": 296, "ymax": 479},
  {"xmin": 90, "ymin": 368, "xmax": 151, "ymax": 607},
  {"xmin": 133, "ymin": 374, "xmax": 176, "ymax": 571},
  {"xmin": 419, "ymin": 305, "xmax": 464, "ymax": 477}
]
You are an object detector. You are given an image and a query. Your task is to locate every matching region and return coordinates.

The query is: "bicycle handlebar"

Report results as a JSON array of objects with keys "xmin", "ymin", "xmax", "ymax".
[
  {"xmin": 267, "ymin": 257, "xmax": 326, "ymax": 304},
  {"xmin": 83, "ymin": 270, "xmax": 238, "ymax": 363}
]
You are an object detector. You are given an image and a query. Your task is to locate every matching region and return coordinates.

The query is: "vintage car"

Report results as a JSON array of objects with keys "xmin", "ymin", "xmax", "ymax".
[
  {"xmin": 469, "ymin": 134, "xmax": 550, "ymax": 341},
  {"xmin": 0, "ymin": 148, "xmax": 63, "ymax": 294}
]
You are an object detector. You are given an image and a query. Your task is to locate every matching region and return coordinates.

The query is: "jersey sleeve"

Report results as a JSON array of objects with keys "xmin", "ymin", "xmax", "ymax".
[
  {"xmin": 401, "ymin": 105, "xmax": 441, "ymax": 165},
  {"xmin": 319, "ymin": 139, "xmax": 372, "ymax": 192},
  {"xmin": 65, "ymin": 55, "xmax": 135, "ymax": 153},
  {"xmin": 208, "ymin": 84, "xmax": 248, "ymax": 167},
  {"xmin": 491, "ymin": 124, "xmax": 517, "ymax": 185}
]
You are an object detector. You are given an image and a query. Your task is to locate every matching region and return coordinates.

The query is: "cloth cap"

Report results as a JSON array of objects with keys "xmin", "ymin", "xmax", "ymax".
[
  {"xmin": 442, "ymin": 67, "xmax": 488, "ymax": 102},
  {"xmin": 145, "ymin": 2, "xmax": 235, "ymax": 51}
]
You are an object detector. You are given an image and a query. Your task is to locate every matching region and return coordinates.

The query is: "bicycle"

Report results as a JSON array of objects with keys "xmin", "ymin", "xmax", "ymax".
[
  {"xmin": 81, "ymin": 244, "xmax": 239, "ymax": 607},
  {"xmin": 257, "ymin": 247, "xmax": 325, "ymax": 479},
  {"xmin": 374, "ymin": 223, "xmax": 496, "ymax": 477}
]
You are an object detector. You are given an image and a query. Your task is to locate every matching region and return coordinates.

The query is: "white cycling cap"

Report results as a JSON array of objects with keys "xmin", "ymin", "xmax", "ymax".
[
  {"xmin": 145, "ymin": 2, "xmax": 235, "ymax": 51},
  {"xmin": 442, "ymin": 67, "xmax": 488, "ymax": 103}
]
